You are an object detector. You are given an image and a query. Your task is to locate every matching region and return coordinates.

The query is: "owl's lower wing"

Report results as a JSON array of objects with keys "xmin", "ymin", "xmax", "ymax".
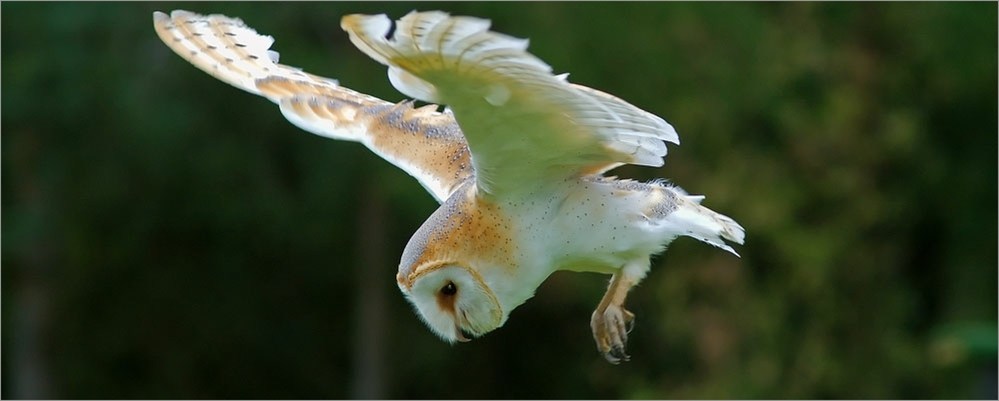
[
  {"xmin": 341, "ymin": 12, "xmax": 679, "ymax": 198},
  {"xmin": 153, "ymin": 10, "xmax": 472, "ymax": 203}
]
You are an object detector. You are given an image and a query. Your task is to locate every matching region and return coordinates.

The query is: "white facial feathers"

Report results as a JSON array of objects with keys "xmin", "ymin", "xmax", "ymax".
[{"xmin": 402, "ymin": 265, "xmax": 503, "ymax": 343}]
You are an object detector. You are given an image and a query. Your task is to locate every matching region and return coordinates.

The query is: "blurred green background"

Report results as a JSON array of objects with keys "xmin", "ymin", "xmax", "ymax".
[{"xmin": 3, "ymin": 2, "xmax": 996, "ymax": 399}]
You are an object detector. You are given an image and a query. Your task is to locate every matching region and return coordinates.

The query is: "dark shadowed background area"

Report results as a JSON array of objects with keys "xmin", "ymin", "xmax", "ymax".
[{"xmin": 3, "ymin": 2, "xmax": 997, "ymax": 399}]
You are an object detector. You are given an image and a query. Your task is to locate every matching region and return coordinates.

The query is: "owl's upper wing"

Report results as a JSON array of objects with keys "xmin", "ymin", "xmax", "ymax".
[
  {"xmin": 341, "ymin": 12, "xmax": 679, "ymax": 198},
  {"xmin": 153, "ymin": 10, "xmax": 472, "ymax": 203}
]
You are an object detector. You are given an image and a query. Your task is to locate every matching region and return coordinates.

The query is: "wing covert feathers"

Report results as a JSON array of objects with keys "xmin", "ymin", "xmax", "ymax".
[
  {"xmin": 154, "ymin": 10, "xmax": 472, "ymax": 202},
  {"xmin": 341, "ymin": 11, "xmax": 681, "ymax": 196}
]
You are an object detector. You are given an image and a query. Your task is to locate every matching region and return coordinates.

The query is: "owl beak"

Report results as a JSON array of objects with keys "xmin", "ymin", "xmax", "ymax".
[
  {"xmin": 453, "ymin": 309, "xmax": 472, "ymax": 342},
  {"xmin": 455, "ymin": 324, "xmax": 471, "ymax": 342}
]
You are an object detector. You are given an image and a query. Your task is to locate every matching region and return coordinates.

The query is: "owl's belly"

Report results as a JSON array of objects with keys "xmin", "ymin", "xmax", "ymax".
[{"xmin": 507, "ymin": 177, "xmax": 680, "ymax": 275}]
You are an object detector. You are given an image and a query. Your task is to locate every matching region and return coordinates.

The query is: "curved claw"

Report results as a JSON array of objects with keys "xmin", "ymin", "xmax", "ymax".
[
  {"xmin": 591, "ymin": 306, "xmax": 635, "ymax": 364},
  {"xmin": 607, "ymin": 345, "xmax": 631, "ymax": 364}
]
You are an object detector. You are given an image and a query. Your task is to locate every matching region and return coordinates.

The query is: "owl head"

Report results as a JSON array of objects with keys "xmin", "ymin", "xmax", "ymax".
[
  {"xmin": 398, "ymin": 263, "xmax": 504, "ymax": 342},
  {"xmin": 395, "ymin": 182, "xmax": 546, "ymax": 342},
  {"xmin": 394, "ymin": 184, "xmax": 517, "ymax": 343}
]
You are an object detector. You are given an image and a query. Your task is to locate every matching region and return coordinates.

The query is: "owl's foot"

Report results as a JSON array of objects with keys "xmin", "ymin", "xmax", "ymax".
[
  {"xmin": 590, "ymin": 264, "xmax": 647, "ymax": 364},
  {"xmin": 591, "ymin": 304, "xmax": 635, "ymax": 364}
]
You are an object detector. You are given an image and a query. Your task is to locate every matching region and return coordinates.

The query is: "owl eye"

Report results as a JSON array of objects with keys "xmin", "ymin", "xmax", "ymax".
[{"xmin": 441, "ymin": 282, "xmax": 457, "ymax": 296}]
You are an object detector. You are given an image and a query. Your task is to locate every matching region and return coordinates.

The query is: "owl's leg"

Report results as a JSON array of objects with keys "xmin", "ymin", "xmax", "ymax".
[{"xmin": 590, "ymin": 260, "xmax": 648, "ymax": 364}]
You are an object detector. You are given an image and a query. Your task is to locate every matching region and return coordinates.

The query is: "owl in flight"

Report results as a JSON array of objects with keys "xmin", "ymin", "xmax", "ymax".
[{"xmin": 153, "ymin": 9, "xmax": 744, "ymax": 363}]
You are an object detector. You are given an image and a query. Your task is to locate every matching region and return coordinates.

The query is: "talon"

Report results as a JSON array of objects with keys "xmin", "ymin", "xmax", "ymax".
[
  {"xmin": 624, "ymin": 309, "xmax": 636, "ymax": 334},
  {"xmin": 591, "ymin": 304, "xmax": 634, "ymax": 364},
  {"xmin": 610, "ymin": 344, "xmax": 631, "ymax": 362},
  {"xmin": 590, "ymin": 269, "xmax": 646, "ymax": 364},
  {"xmin": 591, "ymin": 310, "xmax": 610, "ymax": 354}
]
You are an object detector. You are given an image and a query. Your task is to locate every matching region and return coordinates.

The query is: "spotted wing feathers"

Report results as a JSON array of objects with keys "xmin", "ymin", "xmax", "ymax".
[{"xmin": 153, "ymin": 10, "xmax": 472, "ymax": 202}]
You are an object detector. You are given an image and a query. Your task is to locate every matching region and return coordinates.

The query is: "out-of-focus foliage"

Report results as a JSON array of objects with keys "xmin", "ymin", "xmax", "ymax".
[{"xmin": 3, "ymin": 2, "xmax": 996, "ymax": 399}]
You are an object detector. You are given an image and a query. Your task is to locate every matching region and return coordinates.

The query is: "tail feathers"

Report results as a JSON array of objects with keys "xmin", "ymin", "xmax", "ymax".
[
  {"xmin": 713, "ymin": 211, "xmax": 746, "ymax": 245},
  {"xmin": 668, "ymin": 199, "xmax": 745, "ymax": 257}
]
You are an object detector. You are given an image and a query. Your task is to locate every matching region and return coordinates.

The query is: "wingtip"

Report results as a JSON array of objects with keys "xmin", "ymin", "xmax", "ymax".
[
  {"xmin": 152, "ymin": 11, "xmax": 170, "ymax": 22},
  {"xmin": 339, "ymin": 14, "xmax": 359, "ymax": 31},
  {"xmin": 170, "ymin": 9, "xmax": 197, "ymax": 19},
  {"xmin": 340, "ymin": 12, "xmax": 389, "ymax": 33},
  {"xmin": 341, "ymin": 13, "xmax": 396, "ymax": 67},
  {"xmin": 662, "ymin": 122, "xmax": 680, "ymax": 145}
]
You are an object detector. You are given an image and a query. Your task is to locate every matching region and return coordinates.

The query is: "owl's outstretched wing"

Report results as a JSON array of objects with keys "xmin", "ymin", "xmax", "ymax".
[
  {"xmin": 153, "ymin": 10, "xmax": 472, "ymax": 203},
  {"xmin": 341, "ymin": 11, "xmax": 679, "ymax": 198}
]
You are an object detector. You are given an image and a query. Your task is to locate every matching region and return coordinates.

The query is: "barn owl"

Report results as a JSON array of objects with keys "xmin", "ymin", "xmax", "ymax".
[{"xmin": 153, "ymin": 9, "xmax": 744, "ymax": 363}]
